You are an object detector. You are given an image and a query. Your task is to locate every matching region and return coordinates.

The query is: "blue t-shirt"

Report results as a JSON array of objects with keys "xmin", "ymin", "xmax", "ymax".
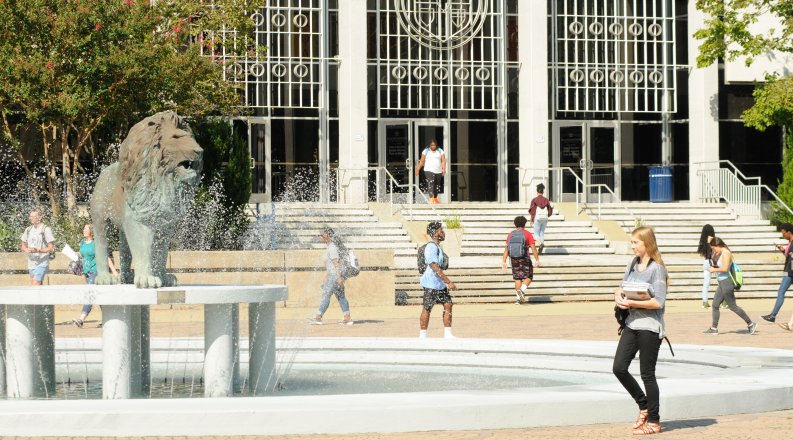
[
  {"xmin": 80, "ymin": 240, "xmax": 97, "ymax": 275},
  {"xmin": 420, "ymin": 242, "xmax": 446, "ymax": 290}
]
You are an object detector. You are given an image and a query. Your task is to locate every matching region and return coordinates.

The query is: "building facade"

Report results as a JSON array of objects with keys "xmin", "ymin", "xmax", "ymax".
[{"xmin": 218, "ymin": 0, "xmax": 786, "ymax": 204}]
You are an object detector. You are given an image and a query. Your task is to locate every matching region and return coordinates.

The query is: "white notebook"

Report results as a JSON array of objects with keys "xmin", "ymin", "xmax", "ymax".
[{"xmin": 621, "ymin": 281, "xmax": 653, "ymax": 300}]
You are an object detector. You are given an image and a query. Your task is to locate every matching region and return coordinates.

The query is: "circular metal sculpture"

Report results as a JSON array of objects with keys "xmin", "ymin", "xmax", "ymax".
[{"xmin": 395, "ymin": 0, "xmax": 489, "ymax": 50}]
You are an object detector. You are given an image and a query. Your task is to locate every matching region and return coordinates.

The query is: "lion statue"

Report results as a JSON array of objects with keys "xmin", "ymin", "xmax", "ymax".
[{"xmin": 90, "ymin": 111, "xmax": 203, "ymax": 288}]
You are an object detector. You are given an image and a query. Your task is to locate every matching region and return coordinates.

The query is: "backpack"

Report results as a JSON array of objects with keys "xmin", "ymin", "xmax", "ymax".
[
  {"xmin": 25, "ymin": 225, "xmax": 56, "ymax": 260},
  {"xmin": 339, "ymin": 248, "xmax": 360, "ymax": 279},
  {"xmin": 417, "ymin": 241, "xmax": 448, "ymax": 274},
  {"xmin": 535, "ymin": 205, "xmax": 549, "ymax": 220},
  {"xmin": 729, "ymin": 261, "xmax": 744, "ymax": 290},
  {"xmin": 67, "ymin": 259, "xmax": 83, "ymax": 276},
  {"xmin": 507, "ymin": 230, "xmax": 527, "ymax": 259}
]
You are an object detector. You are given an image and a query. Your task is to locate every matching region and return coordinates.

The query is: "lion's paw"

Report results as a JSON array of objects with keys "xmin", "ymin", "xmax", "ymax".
[
  {"xmin": 135, "ymin": 273, "xmax": 162, "ymax": 289},
  {"xmin": 95, "ymin": 273, "xmax": 119, "ymax": 285},
  {"xmin": 161, "ymin": 274, "xmax": 179, "ymax": 287}
]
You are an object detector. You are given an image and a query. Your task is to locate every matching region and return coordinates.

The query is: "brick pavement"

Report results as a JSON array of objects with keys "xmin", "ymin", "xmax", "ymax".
[{"xmin": 16, "ymin": 298, "xmax": 793, "ymax": 439}]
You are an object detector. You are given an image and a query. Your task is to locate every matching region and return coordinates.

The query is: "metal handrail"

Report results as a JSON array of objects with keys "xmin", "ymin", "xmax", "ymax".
[
  {"xmin": 336, "ymin": 166, "xmax": 435, "ymax": 220},
  {"xmin": 694, "ymin": 160, "xmax": 793, "ymax": 218},
  {"xmin": 519, "ymin": 166, "xmax": 637, "ymax": 224}
]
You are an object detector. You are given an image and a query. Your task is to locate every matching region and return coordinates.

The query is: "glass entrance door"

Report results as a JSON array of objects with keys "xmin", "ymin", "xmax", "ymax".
[
  {"xmin": 248, "ymin": 119, "xmax": 270, "ymax": 202},
  {"xmin": 379, "ymin": 121, "xmax": 412, "ymax": 196},
  {"xmin": 414, "ymin": 123, "xmax": 448, "ymax": 203},
  {"xmin": 378, "ymin": 120, "xmax": 450, "ymax": 202},
  {"xmin": 553, "ymin": 122, "xmax": 618, "ymax": 202}
]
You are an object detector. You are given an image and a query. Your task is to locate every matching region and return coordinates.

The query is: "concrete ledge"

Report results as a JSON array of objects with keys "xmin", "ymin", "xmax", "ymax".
[{"xmin": 0, "ymin": 250, "xmax": 395, "ymax": 307}]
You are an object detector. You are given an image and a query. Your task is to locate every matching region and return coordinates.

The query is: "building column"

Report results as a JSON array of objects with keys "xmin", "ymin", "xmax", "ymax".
[
  {"xmin": 687, "ymin": 1, "xmax": 720, "ymax": 201},
  {"xmin": 337, "ymin": 0, "xmax": 369, "ymax": 204},
  {"xmin": 518, "ymin": 0, "xmax": 550, "ymax": 203}
]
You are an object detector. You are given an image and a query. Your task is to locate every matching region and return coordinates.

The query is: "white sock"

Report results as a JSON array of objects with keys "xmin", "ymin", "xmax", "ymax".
[
  {"xmin": 419, "ymin": 329, "xmax": 427, "ymax": 338},
  {"xmin": 520, "ymin": 284, "xmax": 528, "ymax": 292},
  {"xmin": 444, "ymin": 327, "xmax": 454, "ymax": 338}
]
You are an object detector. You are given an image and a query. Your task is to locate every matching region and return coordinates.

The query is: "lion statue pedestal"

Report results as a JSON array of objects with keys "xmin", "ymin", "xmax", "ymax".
[{"xmin": 90, "ymin": 111, "xmax": 203, "ymax": 288}]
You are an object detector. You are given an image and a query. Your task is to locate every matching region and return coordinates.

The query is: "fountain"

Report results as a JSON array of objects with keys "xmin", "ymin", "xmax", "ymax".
[{"xmin": 1, "ymin": 112, "xmax": 793, "ymax": 435}]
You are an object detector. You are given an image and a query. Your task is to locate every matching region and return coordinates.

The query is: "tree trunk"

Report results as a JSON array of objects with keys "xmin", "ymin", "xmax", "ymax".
[
  {"xmin": 41, "ymin": 124, "xmax": 60, "ymax": 217},
  {"xmin": 60, "ymin": 124, "xmax": 77, "ymax": 215}
]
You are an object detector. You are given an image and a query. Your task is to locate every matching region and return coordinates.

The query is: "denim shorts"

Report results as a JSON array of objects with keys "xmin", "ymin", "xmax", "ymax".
[{"xmin": 28, "ymin": 262, "xmax": 49, "ymax": 282}]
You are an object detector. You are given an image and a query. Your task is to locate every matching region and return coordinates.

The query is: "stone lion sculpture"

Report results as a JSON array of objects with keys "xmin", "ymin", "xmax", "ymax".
[{"xmin": 91, "ymin": 111, "xmax": 203, "ymax": 288}]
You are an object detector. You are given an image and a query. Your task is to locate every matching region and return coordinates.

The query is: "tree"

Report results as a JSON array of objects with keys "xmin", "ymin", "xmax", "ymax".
[
  {"xmin": 0, "ymin": 0, "xmax": 263, "ymax": 215},
  {"xmin": 694, "ymin": 1, "xmax": 793, "ymax": 220},
  {"xmin": 694, "ymin": 0, "xmax": 793, "ymax": 128}
]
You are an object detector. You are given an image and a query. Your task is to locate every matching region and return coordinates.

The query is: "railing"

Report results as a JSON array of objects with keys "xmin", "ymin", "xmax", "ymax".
[
  {"xmin": 695, "ymin": 160, "xmax": 793, "ymax": 219},
  {"xmin": 336, "ymin": 166, "xmax": 435, "ymax": 220},
  {"xmin": 519, "ymin": 166, "xmax": 636, "ymax": 223}
]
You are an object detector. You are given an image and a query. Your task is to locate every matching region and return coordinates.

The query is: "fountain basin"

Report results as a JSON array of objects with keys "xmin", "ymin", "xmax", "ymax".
[
  {"xmin": 0, "ymin": 337, "xmax": 792, "ymax": 435},
  {"xmin": 0, "ymin": 284, "xmax": 287, "ymax": 399}
]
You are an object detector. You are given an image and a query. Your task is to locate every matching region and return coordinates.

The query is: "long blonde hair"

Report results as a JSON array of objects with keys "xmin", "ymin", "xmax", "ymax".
[{"xmin": 632, "ymin": 226, "xmax": 665, "ymax": 267}]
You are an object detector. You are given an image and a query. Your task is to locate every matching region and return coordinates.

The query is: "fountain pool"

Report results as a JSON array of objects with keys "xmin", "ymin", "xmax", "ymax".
[{"xmin": 1, "ymin": 337, "xmax": 793, "ymax": 435}]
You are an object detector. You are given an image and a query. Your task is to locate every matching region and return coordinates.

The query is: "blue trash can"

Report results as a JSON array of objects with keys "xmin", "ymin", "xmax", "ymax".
[{"xmin": 649, "ymin": 166, "xmax": 673, "ymax": 202}]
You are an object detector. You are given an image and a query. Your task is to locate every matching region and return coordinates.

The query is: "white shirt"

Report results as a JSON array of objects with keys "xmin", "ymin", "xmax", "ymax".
[{"xmin": 422, "ymin": 147, "xmax": 444, "ymax": 174}]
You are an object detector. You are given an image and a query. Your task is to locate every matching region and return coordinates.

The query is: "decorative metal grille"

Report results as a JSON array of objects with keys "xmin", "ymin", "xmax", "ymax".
[
  {"xmin": 551, "ymin": 0, "xmax": 677, "ymax": 113},
  {"xmin": 207, "ymin": 0, "xmax": 325, "ymax": 109},
  {"xmin": 376, "ymin": 0, "xmax": 504, "ymax": 111}
]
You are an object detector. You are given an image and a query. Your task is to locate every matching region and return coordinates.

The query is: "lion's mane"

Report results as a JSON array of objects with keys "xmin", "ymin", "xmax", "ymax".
[{"xmin": 119, "ymin": 111, "xmax": 202, "ymax": 228}]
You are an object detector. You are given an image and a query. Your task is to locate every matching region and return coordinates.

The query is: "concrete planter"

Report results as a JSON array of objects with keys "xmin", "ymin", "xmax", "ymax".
[{"xmin": 443, "ymin": 229, "xmax": 463, "ymax": 257}]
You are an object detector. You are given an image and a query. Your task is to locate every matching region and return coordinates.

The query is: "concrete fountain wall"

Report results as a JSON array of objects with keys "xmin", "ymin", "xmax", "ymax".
[
  {"xmin": 0, "ymin": 284, "xmax": 287, "ymax": 399},
  {"xmin": 0, "ymin": 250, "xmax": 394, "ymax": 306}
]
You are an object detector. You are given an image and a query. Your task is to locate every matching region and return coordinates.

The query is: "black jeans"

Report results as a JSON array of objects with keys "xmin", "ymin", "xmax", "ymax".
[{"xmin": 612, "ymin": 327, "xmax": 663, "ymax": 423}]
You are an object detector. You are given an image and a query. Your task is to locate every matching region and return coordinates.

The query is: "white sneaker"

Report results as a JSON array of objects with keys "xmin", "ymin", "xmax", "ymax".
[
  {"xmin": 306, "ymin": 316, "xmax": 323, "ymax": 325},
  {"xmin": 515, "ymin": 289, "xmax": 526, "ymax": 303}
]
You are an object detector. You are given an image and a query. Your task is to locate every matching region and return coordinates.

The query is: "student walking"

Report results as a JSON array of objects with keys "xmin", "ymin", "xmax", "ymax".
[
  {"xmin": 703, "ymin": 237, "xmax": 757, "ymax": 335},
  {"xmin": 612, "ymin": 226, "xmax": 668, "ymax": 435},
  {"xmin": 528, "ymin": 183, "xmax": 553, "ymax": 252},
  {"xmin": 414, "ymin": 139, "xmax": 446, "ymax": 204},
  {"xmin": 73, "ymin": 224, "xmax": 119, "ymax": 328},
  {"xmin": 308, "ymin": 228, "xmax": 354, "ymax": 326},
  {"xmin": 419, "ymin": 221, "xmax": 457, "ymax": 338},
  {"xmin": 19, "ymin": 208, "xmax": 55, "ymax": 286},
  {"xmin": 697, "ymin": 224, "xmax": 716, "ymax": 309},
  {"xmin": 762, "ymin": 223, "xmax": 793, "ymax": 323},
  {"xmin": 501, "ymin": 216, "xmax": 540, "ymax": 304}
]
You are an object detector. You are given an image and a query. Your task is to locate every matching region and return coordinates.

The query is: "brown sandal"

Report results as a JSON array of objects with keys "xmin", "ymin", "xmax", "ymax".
[
  {"xmin": 778, "ymin": 322, "xmax": 792, "ymax": 331},
  {"xmin": 632, "ymin": 410, "xmax": 648, "ymax": 429},
  {"xmin": 633, "ymin": 422, "xmax": 661, "ymax": 435}
]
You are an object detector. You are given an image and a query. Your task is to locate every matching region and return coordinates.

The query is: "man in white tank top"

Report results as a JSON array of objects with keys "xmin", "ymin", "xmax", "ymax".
[{"xmin": 415, "ymin": 139, "xmax": 446, "ymax": 203}]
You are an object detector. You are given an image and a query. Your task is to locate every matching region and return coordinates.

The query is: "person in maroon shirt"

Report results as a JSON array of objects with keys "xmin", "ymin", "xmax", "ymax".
[
  {"xmin": 529, "ymin": 183, "xmax": 553, "ymax": 252},
  {"xmin": 501, "ymin": 216, "xmax": 540, "ymax": 304}
]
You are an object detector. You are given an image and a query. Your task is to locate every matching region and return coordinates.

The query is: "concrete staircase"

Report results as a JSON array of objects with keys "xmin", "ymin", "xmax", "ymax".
[
  {"xmin": 399, "ymin": 204, "xmax": 613, "ymax": 256},
  {"xmin": 582, "ymin": 202, "xmax": 785, "ymax": 253},
  {"xmin": 394, "ymin": 255, "xmax": 784, "ymax": 305},
  {"xmin": 249, "ymin": 201, "xmax": 784, "ymax": 306},
  {"xmin": 253, "ymin": 203, "xmax": 415, "ymax": 254}
]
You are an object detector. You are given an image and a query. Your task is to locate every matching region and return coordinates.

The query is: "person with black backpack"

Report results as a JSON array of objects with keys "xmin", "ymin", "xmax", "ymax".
[
  {"xmin": 307, "ymin": 228, "xmax": 354, "ymax": 326},
  {"xmin": 501, "ymin": 216, "xmax": 540, "ymax": 304},
  {"xmin": 419, "ymin": 221, "xmax": 457, "ymax": 338},
  {"xmin": 19, "ymin": 208, "xmax": 56, "ymax": 286}
]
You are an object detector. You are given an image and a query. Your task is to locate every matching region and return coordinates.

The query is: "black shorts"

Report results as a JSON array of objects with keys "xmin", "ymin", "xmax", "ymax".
[
  {"xmin": 422, "ymin": 287, "xmax": 452, "ymax": 311},
  {"xmin": 510, "ymin": 257, "xmax": 534, "ymax": 280}
]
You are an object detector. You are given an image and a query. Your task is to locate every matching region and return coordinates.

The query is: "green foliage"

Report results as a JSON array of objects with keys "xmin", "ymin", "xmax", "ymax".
[
  {"xmin": 771, "ymin": 129, "xmax": 793, "ymax": 225},
  {"xmin": 444, "ymin": 215, "xmax": 462, "ymax": 230},
  {"xmin": 0, "ymin": 0, "xmax": 263, "ymax": 212},
  {"xmin": 694, "ymin": 0, "xmax": 793, "ymax": 68},
  {"xmin": 224, "ymin": 126, "xmax": 252, "ymax": 209},
  {"xmin": 742, "ymin": 75, "xmax": 793, "ymax": 130},
  {"xmin": 193, "ymin": 119, "xmax": 252, "ymax": 210},
  {"xmin": 170, "ymin": 183, "xmax": 250, "ymax": 251},
  {"xmin": 0, "ymin": 218, "xmax": 19, "ymax": 252}
]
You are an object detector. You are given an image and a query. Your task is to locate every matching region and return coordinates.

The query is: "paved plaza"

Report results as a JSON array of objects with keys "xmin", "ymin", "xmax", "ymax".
[{"xmin": 17, "ymin": 296, "xmax": 789, "ymax": 439}]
